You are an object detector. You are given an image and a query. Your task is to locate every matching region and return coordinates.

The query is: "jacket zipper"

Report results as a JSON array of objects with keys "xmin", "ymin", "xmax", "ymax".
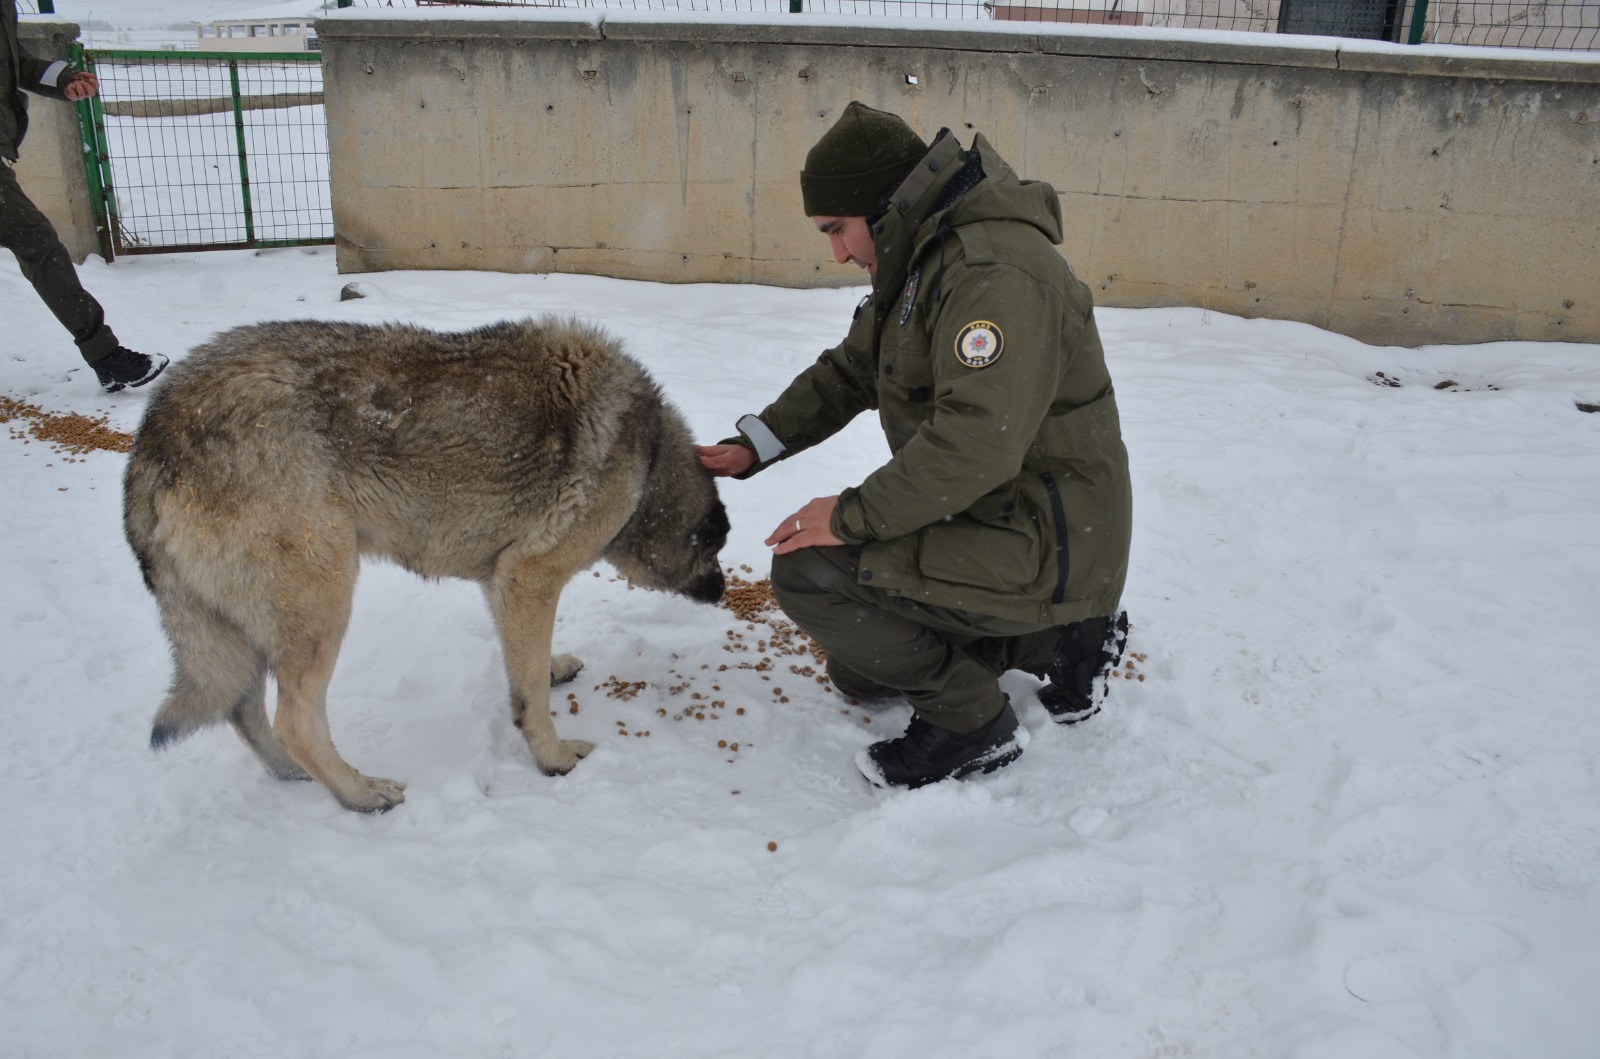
[{"xmin": 1040, "ymin": 471, "xmax": 1069, "ymax": 605}]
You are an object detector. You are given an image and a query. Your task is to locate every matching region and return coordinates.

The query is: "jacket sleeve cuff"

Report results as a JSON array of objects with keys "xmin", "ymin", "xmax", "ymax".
[
  {"xmin": 39, "ymin": 61, "xmax": 72, "ymax": 89},
  {"xmin": 736, "ymin": 414, "xmax": 786, "ymax": 463},
  {"xmin": 830, "ymin": 487, "xmax": 874, "ymax": 545}
]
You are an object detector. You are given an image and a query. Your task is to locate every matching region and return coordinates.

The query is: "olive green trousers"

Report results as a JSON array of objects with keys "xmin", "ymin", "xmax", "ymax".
[
  {"xmin": 1, "ymin": 161, "xmax": 119, "ymax": 363},
  {"xmin": 770, "ymin": 545, "xmax": 1060, "ymax": 733}
]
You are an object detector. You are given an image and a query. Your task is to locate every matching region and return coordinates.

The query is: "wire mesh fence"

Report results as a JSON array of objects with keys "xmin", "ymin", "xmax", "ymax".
[
  {"xmin": 339, "ymin": 0, "xmax": 1600, "ymax": 49},
  {"xmin": 77, "ymin": 51, "xmax": 333, "ymax": 257}
]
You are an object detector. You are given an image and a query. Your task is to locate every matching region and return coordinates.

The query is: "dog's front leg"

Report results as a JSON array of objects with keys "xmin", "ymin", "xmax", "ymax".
[{"xmin": 486, "ymin": 559, "xmax": 596, "ymax": 775}]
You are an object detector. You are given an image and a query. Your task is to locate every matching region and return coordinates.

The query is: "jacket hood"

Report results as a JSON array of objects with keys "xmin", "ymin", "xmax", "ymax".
[
  {"xmin": 941, "ymin": 133, "xmax": 1064, "ymax": 246},
  {"xmin": 869, "ymin": 130, "xmax": 1063, "ymax": 295}
]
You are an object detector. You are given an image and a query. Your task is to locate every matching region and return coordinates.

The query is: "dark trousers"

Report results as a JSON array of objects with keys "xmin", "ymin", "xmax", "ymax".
[
  {"xmin": 0, "ymin": 161, "xmax": 118, "ymax": 363},
  {"xmin": 771, "ymin": 545, "xmax": 1060, "ymax": 733}
]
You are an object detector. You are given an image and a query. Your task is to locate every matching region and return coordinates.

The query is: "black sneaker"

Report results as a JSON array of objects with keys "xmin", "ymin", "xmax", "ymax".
[
  {"xmin": 1038, "ymin": 610, "xmax": 1130, "ymax": 724},
  {"xmin": 856, "ymin": 701, "xmax": 1029, "ymax": 790},
  {"xmin": 93, "ymin": 346, "xmax": 169, "ymax": 393}
]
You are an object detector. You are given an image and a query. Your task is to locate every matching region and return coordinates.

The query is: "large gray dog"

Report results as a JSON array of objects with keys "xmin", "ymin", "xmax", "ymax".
[{"xmin": 124, "ymin": 317, "xmax": 728, "ymax": 812}]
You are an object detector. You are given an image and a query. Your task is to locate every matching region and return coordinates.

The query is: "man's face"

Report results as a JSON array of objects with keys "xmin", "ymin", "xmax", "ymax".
[{"xmin": 812, "ymin": 216, "xmax": 877, "ymax": 276}]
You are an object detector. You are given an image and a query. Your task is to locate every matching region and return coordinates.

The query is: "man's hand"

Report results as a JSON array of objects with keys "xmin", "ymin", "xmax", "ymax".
[
  {"xmin": 695, "ymin": 443, "xmax": 756, "ymax": 478},
  {"xmin": 63, "ymin": 72, "xmax": 99, "ymax": 102},
  {"xmin": 767, "ymin": 496, "xmax": 843, "ymax": 554}
]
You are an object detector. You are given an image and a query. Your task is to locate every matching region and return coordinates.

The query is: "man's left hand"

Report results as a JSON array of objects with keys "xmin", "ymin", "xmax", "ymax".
[
  {"xmin": 63, "ymin": 72, "xmax": 99, "ymax": 102},
  {"xmin": 767, "ymin": 496, "xmax": 844, "ymax": 554}
]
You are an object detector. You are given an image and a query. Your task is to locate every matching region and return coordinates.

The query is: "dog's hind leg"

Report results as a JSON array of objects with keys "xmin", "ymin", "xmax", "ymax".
[
  {"xmin": 269, "ymin": 537, "xmax": 406, "ymax": 813},
  {"xmin": 228, "ymin": 677, "xmax": 311, "ymax": 782},
  {"xmin": 152, "ymin": 589, "xmax": 306, "ymax": 780},
  {"xmin": 487, "ymin": 558, "xmax": 595, "ymax": 776}
]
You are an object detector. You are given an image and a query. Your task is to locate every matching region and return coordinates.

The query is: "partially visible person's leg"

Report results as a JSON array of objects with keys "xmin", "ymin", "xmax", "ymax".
[
  {"xmin": 771, "ymin": 545, "xmax": 1049, "ymax": 732},
  {"xmin": 771, "ymin": 546, "xmax": 1054, "ymax": 789},
  {"xmin": 0, "ymin": 163, "xmax": 119, "ymax": 363}
]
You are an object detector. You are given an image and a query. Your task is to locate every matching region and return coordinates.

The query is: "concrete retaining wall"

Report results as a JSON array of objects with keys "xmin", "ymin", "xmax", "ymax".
[{"xmin": 318, "ymin": 15, "xmax": 1598, "ymax": 347}]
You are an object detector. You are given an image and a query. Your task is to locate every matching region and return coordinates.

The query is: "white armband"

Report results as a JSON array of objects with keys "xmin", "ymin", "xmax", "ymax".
[
  {"xmin": 736, "ymin": 414, "xmax": 786, "ymax": 464},
  {"xmin": 40, "ymin": 61, "xmax": 70, "ymax": 89}
]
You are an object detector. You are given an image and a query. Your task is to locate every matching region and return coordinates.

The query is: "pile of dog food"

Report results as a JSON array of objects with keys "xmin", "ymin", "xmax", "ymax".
[{"xmin": 0, "ymin": 394, "xmax": 132, "ymax": 457}]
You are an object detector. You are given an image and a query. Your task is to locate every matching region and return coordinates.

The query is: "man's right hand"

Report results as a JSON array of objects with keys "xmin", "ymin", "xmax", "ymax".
[
  {"xmin": 695, "ymin": 443, "xmax": 756, "ymax": 478},
  {"xmin": 62, "ymin": 72, "xmax": 99, "ymax": 102}
]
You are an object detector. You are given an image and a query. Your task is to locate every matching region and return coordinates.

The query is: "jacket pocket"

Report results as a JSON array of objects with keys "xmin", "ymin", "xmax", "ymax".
[{"xmin": 915, "ymin": 482, "xmax": 1052, "ymax": 596}]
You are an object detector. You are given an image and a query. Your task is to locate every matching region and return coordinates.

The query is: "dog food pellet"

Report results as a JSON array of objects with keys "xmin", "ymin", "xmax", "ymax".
[{"xmin": 767, "ymin": 841, "xmax": 778, "ymax": 852}]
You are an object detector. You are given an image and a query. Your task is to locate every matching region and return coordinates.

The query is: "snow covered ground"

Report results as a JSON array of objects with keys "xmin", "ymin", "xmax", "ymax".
[
  {"xmin": 6, "ymin": 4, "xmax": 1600, "ymax": 1056},
  {"xmin": 3, "ymin": 245, "xmax": 1599, "ymax": 1057}
]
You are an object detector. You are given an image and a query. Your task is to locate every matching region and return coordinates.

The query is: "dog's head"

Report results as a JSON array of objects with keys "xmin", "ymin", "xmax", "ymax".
[{"xmin": 607, "ymin": 457, "xmax": 728, "ymax": 605}]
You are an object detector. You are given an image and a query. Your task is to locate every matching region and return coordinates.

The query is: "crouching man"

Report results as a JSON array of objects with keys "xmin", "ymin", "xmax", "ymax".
[{"xmin": 697, "ymin": 102, "xmax": 1132, "ymax": 789}]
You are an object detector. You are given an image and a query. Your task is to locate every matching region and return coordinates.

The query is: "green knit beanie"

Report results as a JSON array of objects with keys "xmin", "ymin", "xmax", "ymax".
[{"xmin": 800, "ymin": 101, "xmax": 928, "ymax": 217}]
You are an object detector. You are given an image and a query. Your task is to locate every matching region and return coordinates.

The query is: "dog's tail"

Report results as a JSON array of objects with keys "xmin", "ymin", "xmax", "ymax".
[{"xmin": 149, "ymin": 588, "xmax": 267, "ymax": 752}]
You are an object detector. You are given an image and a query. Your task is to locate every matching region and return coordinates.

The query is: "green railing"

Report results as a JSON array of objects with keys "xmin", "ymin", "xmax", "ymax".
[{"xmin": 74, "ymin": 50, "xmax": 333, "ymax": 260}]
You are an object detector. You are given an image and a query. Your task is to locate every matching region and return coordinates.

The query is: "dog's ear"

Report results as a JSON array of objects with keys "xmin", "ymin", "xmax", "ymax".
[{"xmin": 699, "ymin": 493, "xmax": 730, "ymax": 554}]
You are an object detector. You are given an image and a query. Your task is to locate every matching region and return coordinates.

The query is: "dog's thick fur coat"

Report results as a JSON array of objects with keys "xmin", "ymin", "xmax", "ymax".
[{"xmin": 124, "ymin": 317, "xmax": 727, "ymax": 812}]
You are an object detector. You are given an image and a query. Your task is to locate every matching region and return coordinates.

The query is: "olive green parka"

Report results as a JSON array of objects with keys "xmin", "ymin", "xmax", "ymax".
[{"xmin": 741, "ymin": 129, "xmax": 1132, "ymax": 624}]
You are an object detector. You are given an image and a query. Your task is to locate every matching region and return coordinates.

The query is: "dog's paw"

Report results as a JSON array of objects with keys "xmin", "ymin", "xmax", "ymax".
[
  {"xmin": 537, "ymin": 739, "xmax": 596, "ymax": 776},
  {"xmin": 550, "ymin": 654, "xmax": 584, "ymax": 685},
  {"xmin": 339, "ymin": 775, "xmax": 407, "ymax": 814}
]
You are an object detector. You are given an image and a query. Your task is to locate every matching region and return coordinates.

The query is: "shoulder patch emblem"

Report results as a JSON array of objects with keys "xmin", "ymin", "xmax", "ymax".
[
  {"xmin": 954, "ymin": 321, "xmax": 1004, "ymax": 368},
  {"xmin": 899, "ymin": 268, "xmax": 921, "ymax": 326}
]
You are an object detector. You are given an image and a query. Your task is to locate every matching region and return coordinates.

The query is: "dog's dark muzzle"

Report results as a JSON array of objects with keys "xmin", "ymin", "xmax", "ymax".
[{"xmin": 685, "ymin": 568, "xmax": 725, "ymax": 604}]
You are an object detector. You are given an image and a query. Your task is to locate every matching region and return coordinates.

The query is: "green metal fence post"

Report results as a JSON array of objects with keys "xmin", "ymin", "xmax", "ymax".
[
  {"xmin": 1407, "ymin": 0, "xmax": 1431, "ymax": 43},
  {"xmin": 227, "ymin": 59, "xmax": 258, "ymax": 247},
  {"xmin": 38, "ymin": 1, "xmax": 55, "ymax": 13},
  {"xmin": 71, "ymin": 45, "xmax": 115, "ymax": 261}
]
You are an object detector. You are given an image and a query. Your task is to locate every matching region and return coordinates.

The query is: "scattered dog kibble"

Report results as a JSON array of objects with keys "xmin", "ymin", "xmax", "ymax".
[
  {"xmin": 1, "ymin": 395, "xmax": 132, "ymax": 455},
  {"xmin": 766, "ymin": 841, "xmax": 778, "ymax": 853}
]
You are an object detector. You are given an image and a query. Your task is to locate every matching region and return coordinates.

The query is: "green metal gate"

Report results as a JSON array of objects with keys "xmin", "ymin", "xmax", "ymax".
[{"xmin": 74, "ymin": 49, "xmax": 333, "ymax": 261}]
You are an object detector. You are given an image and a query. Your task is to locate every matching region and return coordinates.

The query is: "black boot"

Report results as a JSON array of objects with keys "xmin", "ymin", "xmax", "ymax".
[
  {"xmin": 856, "ymin": 701, "xmax": 1028, "ymax": 790},
  {"xmin": 1038, "ymin": 610, "xmax": 1130, "ymax": 724},
  {"xmin": 93, "ymin": 346, "xmax": 169, "ymax": 393}
]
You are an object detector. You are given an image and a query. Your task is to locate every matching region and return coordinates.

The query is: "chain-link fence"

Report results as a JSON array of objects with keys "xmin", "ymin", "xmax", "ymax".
[
  {"xmin": 77, "ymin": 51, "xmax": 333, "ymax": 258},
  {"xmin": 338, "ymin": 0, "xmax": 1600, "ymax": 49}
]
